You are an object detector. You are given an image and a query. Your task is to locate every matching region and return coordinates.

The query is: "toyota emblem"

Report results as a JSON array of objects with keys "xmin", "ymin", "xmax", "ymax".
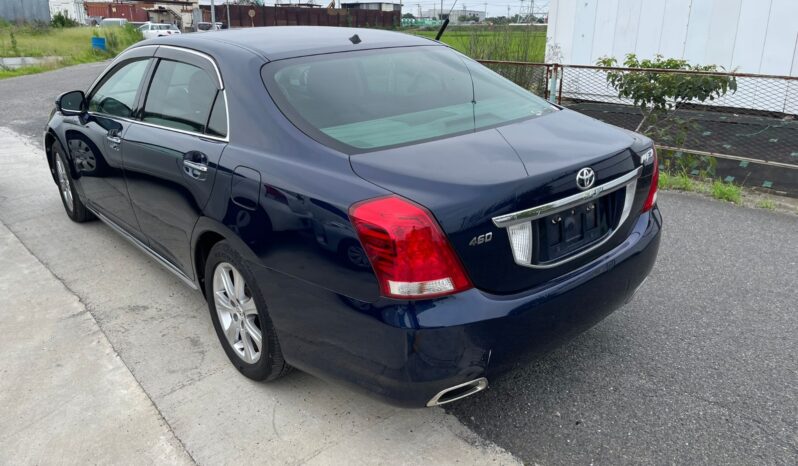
[{"xmin": 576, "ymin": 168, "xmax": 596, "ymax": 190}]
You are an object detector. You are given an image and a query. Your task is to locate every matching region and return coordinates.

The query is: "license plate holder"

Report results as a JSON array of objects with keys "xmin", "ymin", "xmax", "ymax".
[{"xmin": 536, "ymin": 195, "xmax": 613, "ymax": 263}]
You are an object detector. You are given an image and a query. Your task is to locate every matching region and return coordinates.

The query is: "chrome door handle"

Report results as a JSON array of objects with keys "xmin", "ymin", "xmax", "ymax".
[{"xmin": 183, "ymin": 160, "xmax": 208, "ymax": 172}]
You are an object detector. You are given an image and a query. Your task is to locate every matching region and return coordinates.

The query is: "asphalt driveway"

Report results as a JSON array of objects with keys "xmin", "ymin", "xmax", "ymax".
[{"xmin": 1, "ymin": 63, "xmax": 796, "ymax": 465}]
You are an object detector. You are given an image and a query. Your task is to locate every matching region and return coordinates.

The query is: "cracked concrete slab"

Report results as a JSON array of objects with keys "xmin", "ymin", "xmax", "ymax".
[{"xmin": 0, "ymin": 220, "xmax": 192, "ymax": 465}]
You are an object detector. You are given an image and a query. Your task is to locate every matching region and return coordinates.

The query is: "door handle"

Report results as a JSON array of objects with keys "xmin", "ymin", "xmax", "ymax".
[
  {"xmin": 183, "ymin": 160, "xmax": 208, "ymax": 172},
  {"xmin": 106, "ymin": 128, "xmax": 122, "ymax": 151}
]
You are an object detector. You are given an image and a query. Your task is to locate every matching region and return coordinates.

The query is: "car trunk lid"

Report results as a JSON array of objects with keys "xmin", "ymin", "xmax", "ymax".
[{"xmin": 349, "ymin": 110, "xmax": 645, "ymax": 294}]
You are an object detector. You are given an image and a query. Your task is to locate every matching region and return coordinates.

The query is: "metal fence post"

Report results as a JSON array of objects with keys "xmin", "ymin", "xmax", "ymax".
[{"xmin": 548, "ymin": 64, "xmax": 560, "ymax": 104}]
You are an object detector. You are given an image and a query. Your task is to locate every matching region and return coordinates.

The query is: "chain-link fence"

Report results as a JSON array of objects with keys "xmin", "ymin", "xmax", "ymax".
[{"xmin": 479, "ymin": 60, "xmax": 798, "ymax": 196}]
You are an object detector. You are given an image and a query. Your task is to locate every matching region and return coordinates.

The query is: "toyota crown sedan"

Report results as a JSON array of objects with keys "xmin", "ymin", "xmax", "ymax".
[{"xmin": 44, "ymin": 27, "xmax": 661, "ymax": 407}]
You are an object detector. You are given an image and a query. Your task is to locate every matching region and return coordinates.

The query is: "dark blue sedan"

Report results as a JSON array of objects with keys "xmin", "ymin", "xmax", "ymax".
[{"xmin": 44, "ymin": 27, "xmax": 661, "ymax": 407}]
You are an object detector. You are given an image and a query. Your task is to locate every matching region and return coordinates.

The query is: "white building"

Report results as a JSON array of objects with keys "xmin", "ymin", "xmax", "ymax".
[
  {"xmin": 341, "ymin": 2, "xmax": 401, "ymax": 12},
  {"xmin": 546, "ymin": 0, "xmax": 798, "ymax": 114},
  {"xmin": 49, "ymin": 0, "xmax": 86, "ymax": 23},
  {"xmin": 422, "ymin": 8, "xmax": 485, "ymax": 23},
  {"xmin": 546, "ymin": 0, "xmax": 798, "ymax": 76}
]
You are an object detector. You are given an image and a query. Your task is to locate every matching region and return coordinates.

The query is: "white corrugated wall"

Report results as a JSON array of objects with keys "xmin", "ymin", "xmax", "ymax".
[
  {"xmin": 546, "ymin": 0, "xmax": 798, "ymax": 113},
  {"xmin": 48, "ymin": 0, "xmax": 86, "ymax": 24},
  {"xmin": 546, "ymin": 0, "xmax": 798, "ymax": 76}
]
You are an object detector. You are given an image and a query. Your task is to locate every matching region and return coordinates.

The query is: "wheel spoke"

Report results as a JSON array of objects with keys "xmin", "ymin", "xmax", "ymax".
[
  {"xmin": 240, "ymin": 298, "xmax": 257, "ymax": 316},
  {"xmin": 232, "ymin": 268, "xmax": 246, "ymax": 302},
  {"xmin": 214, "ymin": 290, "xmax": 235, "ymax": 311},
  {"xmin": 243, "ymin": 317, "xmax": 262, "ymax": 348},
  {"xmin": 224, "ymin": 319, "xmax": 239, "ymax": 344},
  {"xmin": 219, "ymin": 266, "xmax": 235, "ymax": 299},
  {"xmin": 241, "ymin": 328, "xmax": 256, "ymax": 361}
]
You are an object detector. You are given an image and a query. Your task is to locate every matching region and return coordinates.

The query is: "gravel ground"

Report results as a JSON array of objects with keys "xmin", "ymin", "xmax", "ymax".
[{"xmin": 2, "ymin": 64, "xmax": 797, "ymax": 465}]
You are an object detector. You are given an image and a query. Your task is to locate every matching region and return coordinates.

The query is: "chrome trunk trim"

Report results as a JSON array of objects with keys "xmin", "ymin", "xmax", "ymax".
[
  {"xmin": 492, "ymin": 167, "xmax": 642, "ymax": 228},
  {"xmin": 491, "ymin": 167, "xmax": 642, "ymax": 269}
]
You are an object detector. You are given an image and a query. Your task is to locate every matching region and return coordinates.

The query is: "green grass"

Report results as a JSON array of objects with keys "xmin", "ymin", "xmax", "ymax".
[
  {"xmin": 756, "ymin": 198, "xmax": 776, "ymax": 210},
  {"xmin": 409, "ymin": 26, "xmax": 547, "ymax": 61},
  {"xmin": 0, "ymin": 24, "xmax": 142, "ymax": 79},
  {"xmin": 711, "ymin": 181, "xmax": 742, "ymax": 204},
  {"xmin": 658, "ymin": 171, "xmax": 697, "ymax": 192}
]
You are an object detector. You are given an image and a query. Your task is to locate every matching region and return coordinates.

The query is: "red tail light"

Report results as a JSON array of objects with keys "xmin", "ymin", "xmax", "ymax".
[
  {"xmin": 642, "ymin": 148, "xmax": 659, "ymax": 212},
  {"xmin": 349, "ymin": 196, "xmax": 473, "ymax": 299}
]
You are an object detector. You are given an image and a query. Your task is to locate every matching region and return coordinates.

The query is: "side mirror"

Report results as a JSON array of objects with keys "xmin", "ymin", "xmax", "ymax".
[{"xmin": 56, "ymin": 90, "xmax": 86, "ymax": 116}]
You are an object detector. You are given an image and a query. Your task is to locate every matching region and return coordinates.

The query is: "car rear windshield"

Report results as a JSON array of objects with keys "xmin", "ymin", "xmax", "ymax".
[{"xmin": 261, "ymin": 46, "xmax": 556, "ymax": 153}]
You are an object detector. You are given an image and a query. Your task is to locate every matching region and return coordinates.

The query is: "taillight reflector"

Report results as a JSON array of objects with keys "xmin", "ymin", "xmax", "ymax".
[
  {"xmin": 642, "ymin": 148, "xmax": 659, "ymax": 212},
  {"xmin": 349, "ymin": 196, "xmax": 473, "ymax": 299}
]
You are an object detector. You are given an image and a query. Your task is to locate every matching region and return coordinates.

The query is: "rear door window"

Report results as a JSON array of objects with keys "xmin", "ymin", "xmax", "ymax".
[{"xmin": 141, "ymin": 60, "xmax": 219, "ymax": 134}]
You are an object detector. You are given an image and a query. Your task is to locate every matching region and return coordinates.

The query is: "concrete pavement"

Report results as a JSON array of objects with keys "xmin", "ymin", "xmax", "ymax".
[
  {"xmin": 0, "ymin": 215, "xmax": 191, "ymax": 464},
  {"xmin": 0, "ymin": 125, "xmax": 519, "ymax": 464}
]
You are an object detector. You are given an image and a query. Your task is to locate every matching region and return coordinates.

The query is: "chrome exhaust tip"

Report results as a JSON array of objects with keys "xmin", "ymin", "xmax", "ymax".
[{"xmin": 426, "ymin": 377, "xmax": 488, "ymax": 407}]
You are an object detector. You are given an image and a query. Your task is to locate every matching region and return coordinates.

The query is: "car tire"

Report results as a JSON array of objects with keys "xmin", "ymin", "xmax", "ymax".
[
  {"xmin": 205, "ymin": 240, "xmax": 291, "ymax": 381},
  {"xmin": 54, "ymin": 142, "xmax": 94, "ymax": 223}
]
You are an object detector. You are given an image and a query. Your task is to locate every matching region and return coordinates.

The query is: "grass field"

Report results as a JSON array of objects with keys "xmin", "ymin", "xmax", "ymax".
[
  {"xmin": 0, "ymin": 24, "xmax": 141, "ymax": 79},
  {"xmin": 410, "ymin": 26, "xmax": 547, "ymax": 62}
]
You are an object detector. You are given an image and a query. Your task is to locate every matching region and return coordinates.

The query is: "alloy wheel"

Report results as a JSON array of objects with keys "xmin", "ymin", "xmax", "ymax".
[
  {"xmin": 212, "ymin": 262, "xmax": 262, "ymax": 364},
  {"xmin": 55, "ymin": 157, "xmax": 73, "ymax": 212},
  {"xmin": 68, "ymin": 139, "xmax": 97, "ymax": 172}
]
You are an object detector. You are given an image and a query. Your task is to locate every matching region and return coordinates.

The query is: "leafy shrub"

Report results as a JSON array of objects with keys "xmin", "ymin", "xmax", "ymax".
[
  {"xmin": 597, "ymin": 54, "xmax": 736, "ymax": 136},
  {"xmin": 51, "ymin": 12, "xmax": 79, "ymax": 28}
]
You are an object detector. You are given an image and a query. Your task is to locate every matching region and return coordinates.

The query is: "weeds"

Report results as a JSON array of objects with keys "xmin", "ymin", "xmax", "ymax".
[
  {"xmin": 711, "ymin": 181, "xmax": 742, "ymax": 204},
  {"xmin": 658, "ymin": 171, "xmax": 696, "ymax": 192},
  {"xmin": 756, "ymin": 198, "xmax": 776, "ymax": 210},
  {"xmin": 0, "ymin": 24, "xmax": 141, "ymax": 79}
]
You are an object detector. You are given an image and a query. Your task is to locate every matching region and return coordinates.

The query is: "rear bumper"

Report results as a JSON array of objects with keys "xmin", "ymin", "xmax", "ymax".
[{"xmin": 254, "ymin": 207, "xmax": 662, "ymax": 407}]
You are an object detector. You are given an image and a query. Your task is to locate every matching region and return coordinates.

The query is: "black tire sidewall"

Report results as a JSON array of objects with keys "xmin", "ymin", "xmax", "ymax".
[
  {"xmin": 54, "ymin": 145, "xmax": 79, "ymax": 220},
  {"xmin": 204, "ymin": 241, "xmax": 284, "ymax": 381}
]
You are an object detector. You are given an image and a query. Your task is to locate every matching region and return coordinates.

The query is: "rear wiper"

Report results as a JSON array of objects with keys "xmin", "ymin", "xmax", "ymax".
[{"xmin": 434, "ymin": 0, "xmax": 458, "ymax": 41}]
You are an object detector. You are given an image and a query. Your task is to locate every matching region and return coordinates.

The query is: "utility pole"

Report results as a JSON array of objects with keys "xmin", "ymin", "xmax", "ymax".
[
  {"xmin": 440, "ymin": 0, "xmax": 443, "ymax": 20},
  {"xmin": 210, "ymin": 0, "xmax": 216, "ymax": 27},
  {"xmin": 226, "ymin": 0, "xmax": 231, "ymax": 28}
]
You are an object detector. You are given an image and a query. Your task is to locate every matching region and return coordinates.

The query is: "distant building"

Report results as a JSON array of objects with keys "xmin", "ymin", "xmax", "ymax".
[
  {"xmin": 451, "ymin": 8, "xmax": 484, "ymax": 23},
  {"xmin": 84, "ymin": 1, "xmax": 198, "ymax": 28},
  {"xmin": 49, "ymin": 0, "xmax": 86, "ymax": 23},
  {"xmin": 341, "ymin": 2, "xmax": 401, "ymax": 13},
  {"xmin": 423, "ymin": 8, "xmax": 484, "ymax": 23}
]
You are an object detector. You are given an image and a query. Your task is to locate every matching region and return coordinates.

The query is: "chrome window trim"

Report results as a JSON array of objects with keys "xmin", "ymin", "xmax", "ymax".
[
  {"xmin": 86, "ymin": 44, "xmax": 230, "ymax": 143},
  {"xmin": 492, "ymin": 167, "xmax": 642, "ymax": 270},
  {"xmin": 492, "ymin": 167, "xmax": 642, "ymax": 228}
]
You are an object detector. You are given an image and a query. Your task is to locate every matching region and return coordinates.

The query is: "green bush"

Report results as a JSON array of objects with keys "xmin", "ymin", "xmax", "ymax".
[{"xmin": 51, "ymin": 12, "xmax": 80, "ymax": 28}]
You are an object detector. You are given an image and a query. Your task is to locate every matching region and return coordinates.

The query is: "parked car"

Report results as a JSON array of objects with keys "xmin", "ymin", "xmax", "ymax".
[
  {"xmin": 99, "ymin": 18, "xmax": 128, "ymax": 28},
  {"xmin": 197, "ymin": 22, "xmax": 224, "ymax": 32},
  {"xmin": 139, "ymin": 22, "xmax": 181, "ymax": 39},
  {"xmin": 44, "ymin": 27, "xmax": 661, "ymax": 408}
]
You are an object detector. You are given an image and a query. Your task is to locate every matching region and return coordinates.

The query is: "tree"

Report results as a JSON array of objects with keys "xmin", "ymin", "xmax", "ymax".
[
  {"xmin": 402, "ymin": 13, "xmax": 415, "ymax": 19},
  {"xmin": 597, "ymin": 54, "xmax": 736, "ymax": 137}
]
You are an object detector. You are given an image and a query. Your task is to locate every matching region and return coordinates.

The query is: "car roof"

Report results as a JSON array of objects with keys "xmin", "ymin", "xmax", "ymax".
[{"xmin": 144, "ymin": 26, "xmax": 439, "ymax": 61}]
